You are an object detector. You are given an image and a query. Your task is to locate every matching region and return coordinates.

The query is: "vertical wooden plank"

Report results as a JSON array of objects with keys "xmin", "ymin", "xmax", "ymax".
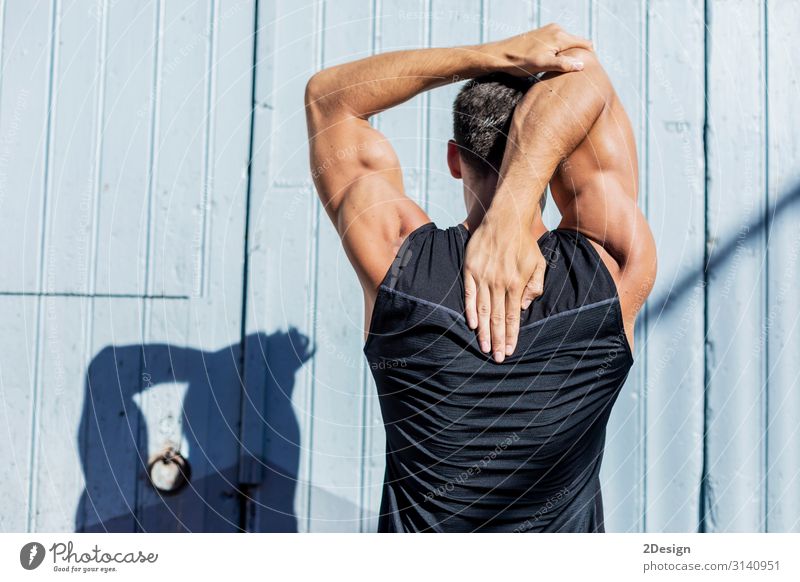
[
  {"xmin": 377, "ymin": 0, "xmax": 427, "ymax": 206},
  {"xmin": 765, "ymin": 0, "xmax": 800, "ymax": 533},
  {"xmin": 0, "ymin": 298, "xmax": 37, "ymax": 532},
  {"xmin": 484, "ymin": 0, "xmax": 533, "ymax": 41},
  {"xmin": 77, "ymin": 298, "xmax": 143, "ymax": 532},
  {"xmin": 538, "ymin": 0, "xmax": 590, "ymax": 39},
  {"xmin": 94, "ymin": 1, "xmax": 157, "ymax": 296},
  {"xmin": 217, "ymin": 0, "xmax": 264, "ymax": 497},
  {"xmin": 704, "ymin": 0, "xmax": 766, "ymax": 532},
  {"xmin": 0, "ymin": 0, "xmax": 51, "ymax": 293},
  {"xmin": 496, "ymin": 0, "xmax": 536, "ymax": 36},
  {"xmin": 307, "ymin": 0, "xmax": 375, "ymax": 532},
  {"xmin": 135, "ymin": 300, "xmax": 195, "ymax": 532},
  {"xmin": 424, "ymin": 0, "xmax": 482, "ymax": 226},
  {"xmin": 269, "ymin": 0, "xmax": 317, "ymax": 187},
  {"xmin": 238, "ymin": 0, "xmax": 277, "ymax": 494},
  {"xmin": 43, "ymin": 0, "xmax": 102, "ymax": 294},
  {"xmin": 243, "ymin": 0, "xmax": 317, "ymax": 532},
  {"xmin": 188, "ymin": 0, "xmax": 254, "ymax": 532},
  {"xmin": 135, "ymin": 0, "xmax": 254, "ymax": 532},
  {"xmin": 639, "ymin": 0, "xmax": 706, "ymax": 533},
  {"xmin": 148, "ymin": 0, "xmax": 211, "ymax": 297},
  {"xmin": 32, "ymin": 297, "xmax": 91, "ymax": 531}
]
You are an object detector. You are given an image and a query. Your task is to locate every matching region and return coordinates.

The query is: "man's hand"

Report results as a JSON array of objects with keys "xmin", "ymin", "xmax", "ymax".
[
  {"xmin": 484, "ymin": 23, "xmax": 593, "ymax": 76},
  {"xmin": 464, "ymin": 207, "xmax": 546, "ymax": 363}
]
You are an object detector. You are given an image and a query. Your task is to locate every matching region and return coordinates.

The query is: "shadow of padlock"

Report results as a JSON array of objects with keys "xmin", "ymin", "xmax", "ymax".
[{"xmin": 146, "ymin": 444, "xmax": 191, "ymax": 495}]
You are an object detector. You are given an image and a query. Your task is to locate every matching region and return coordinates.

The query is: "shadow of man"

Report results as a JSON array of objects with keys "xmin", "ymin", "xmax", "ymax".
[{"xmin": 75, "ymin": 329, "xmax": 313, "ymax": 532}]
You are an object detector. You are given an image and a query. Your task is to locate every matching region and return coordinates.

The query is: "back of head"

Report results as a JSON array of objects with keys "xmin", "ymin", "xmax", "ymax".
[
  {"xmin": 452, "ymin": 73, "xmax": 536, "ymax": 176},
  {"xmin": 452, "ymin": 73, "xmax": 545, "ymax": 210}
]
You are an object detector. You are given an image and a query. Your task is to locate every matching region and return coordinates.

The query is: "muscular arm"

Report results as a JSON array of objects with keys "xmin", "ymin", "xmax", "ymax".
[
  {"xmin": 470, "ymin": 47, "xmax": 656, "ymax": 351},
  {"xmin": 304, "ymin": 25, "xmax": 593, "ymax": 332},
  {"xmin": 305, "ymin": 48, "xmax": 478, "ymax": 304},
  {"xmin": 546, "ymin": 50, "xmax": 656, "ymax": 347}
]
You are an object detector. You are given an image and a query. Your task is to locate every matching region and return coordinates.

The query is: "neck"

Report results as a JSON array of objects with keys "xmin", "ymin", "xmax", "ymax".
[{"xmin": 462, "ymin": 202, "xmax": 549, "ymax": 239}]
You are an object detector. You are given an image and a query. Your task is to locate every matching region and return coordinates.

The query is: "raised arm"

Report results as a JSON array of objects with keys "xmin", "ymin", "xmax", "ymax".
[
  {"xmin": 304, "ymin": 25, "xmax": 593, "ymax": 330},
  {"xmin": 464, "ymin": 47, "xmax": 656, "ymax": 354},
  {"xmin": 546, "ymin": 49, "xmax": 657, "ymax": 347}
]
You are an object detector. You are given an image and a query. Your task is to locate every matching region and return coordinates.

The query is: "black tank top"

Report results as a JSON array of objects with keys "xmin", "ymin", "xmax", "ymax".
[{"xmin": 364, "ymin": 222, "xmax": 634, "ymax": 532}]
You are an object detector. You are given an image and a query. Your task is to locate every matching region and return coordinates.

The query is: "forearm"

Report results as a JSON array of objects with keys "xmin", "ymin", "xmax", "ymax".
[
  {"xmin": 488, "ymin": 48, "xmax": 612, "ymax": 222},
  {"xmin": 304, "ymin": 24, "xmax": 592, "ymax": 122},
  {"xmin": 305, "ymin": 45, "xmax": 498, "ymax": 120}
]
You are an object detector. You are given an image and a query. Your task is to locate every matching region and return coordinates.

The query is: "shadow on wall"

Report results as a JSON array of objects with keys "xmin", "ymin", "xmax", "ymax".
[
  {"xmin": 72, "ymin": 183, "xmax": 799, "ymax": 532},
  {"xmin": 650, "ymin": 182, "xmax": 800, "ymax": 317},
  {"xmin": 75, "ymin": 329, "xmax": 313, "ymax": 532}
]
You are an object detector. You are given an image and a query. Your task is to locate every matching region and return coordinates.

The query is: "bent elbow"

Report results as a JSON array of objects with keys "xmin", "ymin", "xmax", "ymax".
[
  {"xmin": 304, "ymin": 72, "xmax": 327, "ymax": 111},
  {"xmin": 559, "ymin": 47, "xmax": 613, "ymax": 106},
  {"xmin": 305, "ymin": 69, "xmax": 354, "ymax": 125}
]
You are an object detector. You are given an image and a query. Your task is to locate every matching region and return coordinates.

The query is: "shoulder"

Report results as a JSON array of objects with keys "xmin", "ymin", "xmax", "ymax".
[{"xmin": 335, "ymin": 175, "xmax": 431, "ymax": 298}]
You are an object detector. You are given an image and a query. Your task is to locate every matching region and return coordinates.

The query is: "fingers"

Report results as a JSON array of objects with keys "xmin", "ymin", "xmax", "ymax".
[
  {"xmin": 539, "ymin": 53, "xmax": 583, "ymax": 73},
  {"xmin": 476, "ymin": 283, "xmax": 491, "ymax": 354},
  {"xmin": 521, "ymin": 261, "xmax": 546, "ymax": 310},
  {"xmin": 504, "ymin": 287, "xmax": 521, "ymax": 357},
  {"xmin": 535, "ymin": 53, "xmax": 584, "ymax": 73},
  {"xmin": 476, "ymin": 283, "xmax": 510, "ymax": 364},
  {"xmin": 490, "ymin": 286, "xmax": 506, "ymax": 363},
  {"xmin": 557, "ymin": 56, "xmax": 585, "ymax": 72},
  {"xmin": 464, "ymin": 272, "xmax": 478, "ymax": 330}
]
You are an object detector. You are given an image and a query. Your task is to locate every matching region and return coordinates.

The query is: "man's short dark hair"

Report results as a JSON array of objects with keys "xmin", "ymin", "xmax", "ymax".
[
  {"xmin": 452, "ymin": 73, "xmax": 547, "ymax": 210},
  {"xmin": 452, "ymin": 73, "xmax": 537, "ymax": 175}
]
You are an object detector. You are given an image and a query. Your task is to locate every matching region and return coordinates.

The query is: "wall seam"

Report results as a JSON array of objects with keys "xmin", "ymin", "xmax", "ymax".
[
  {"xmin": 27, "ymin": 0, "xmax": 60, "ymax": 533},
  {"xmin": 640, "ymin": 0, "xmax": 650, "ymax": 533},
  {"xmin": 78, "ymin": 0, "xmax": 109, "ymax": 531},
  {"xmin": 236, "ymin": 0, "xmax": 260, "ymax": 532},
  {"xmin": 199, "ymin": 0, "xmax": 219, "ymax": 299},
  {"xmin": 134, "ymin": 0, "xmax": 165, "ymax": 532},
  {"xmin": 88, "ymin": 0, "xmax": 109, "ymax": 297},
  {"xmin": 699, "ymin": 0, "xmax": 711, "ymax": 534},
  {"xmin": 142, "ymin": 0, "xmax": 164, "ymax": 300},
  {"xmin": 357, "ymin": 0, "xmax": 381, "ymax": 533},
  {"xmin": 303, "ymin": 0, "xmax": 326, "ymax": 532},
  {"xmin": 761, "ymin": 0, "xmax": 770, "ymax": 534}
]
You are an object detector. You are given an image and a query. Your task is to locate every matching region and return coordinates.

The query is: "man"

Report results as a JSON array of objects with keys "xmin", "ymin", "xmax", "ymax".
[{"xmin": 305, "ymin": 25, "xmax": 656, "ymax": 532}]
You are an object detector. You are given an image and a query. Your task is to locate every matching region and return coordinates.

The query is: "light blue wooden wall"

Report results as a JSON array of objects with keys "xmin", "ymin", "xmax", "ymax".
[
  {"xmin": 1, "ymin": 0, "xmax": 799, "ymax": 533},
  {"xmin": 0, "ymin": 0, "xmax": 255, "ymax": 532}
]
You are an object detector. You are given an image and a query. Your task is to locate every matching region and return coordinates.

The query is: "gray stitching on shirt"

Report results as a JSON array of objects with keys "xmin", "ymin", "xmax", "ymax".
[
  {"xmin": 519, "ymin": 297, "xmax": 619, "ymax": 330},
  {"xmin": 377, "ymin": 285, "xmax": 620, "ymax": 330},
  {"xmin": 378, "ymin": 285, "xmax": 464, "ymax": 320}
]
